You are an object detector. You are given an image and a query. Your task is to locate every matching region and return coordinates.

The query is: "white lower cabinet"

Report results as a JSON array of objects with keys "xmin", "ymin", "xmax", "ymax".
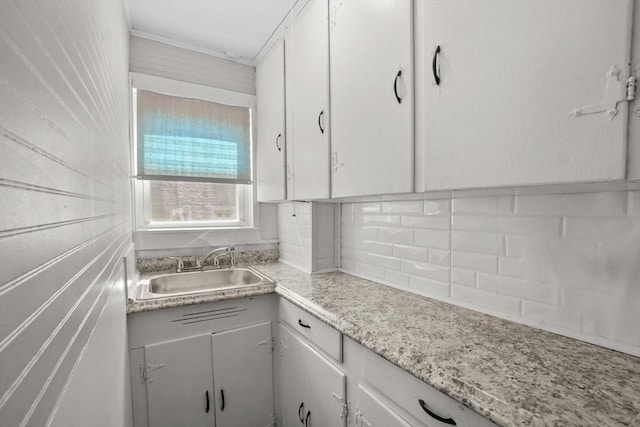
[
  {"xmin": 355, "ymin": 385, "xmax": 411, "ymax": 427},
  {"xmin": 278, "ymin": 323, "xmax": 347, "ymax": 427},
  {"xmin": 145, "ymin": 334, "xmax": 215, "ymax": 427}
]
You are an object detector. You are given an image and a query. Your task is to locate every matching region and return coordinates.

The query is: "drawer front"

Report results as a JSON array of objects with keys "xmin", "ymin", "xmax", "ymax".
[
  {"xmin": 279, "ymin": 298, "xmax": 342, "ymax": 362},
  {"xmin": 364, "ymin": 350, "xmax": 497, "ymax": 427}
]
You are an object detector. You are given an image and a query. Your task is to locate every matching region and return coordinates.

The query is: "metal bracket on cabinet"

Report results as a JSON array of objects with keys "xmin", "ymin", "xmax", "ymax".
[
  {"xmin": 569, "ymin": 65, "xmax": 636, "ymax": 120},
  {"xmin": 331, "ymin": 392, "xmax": 348, "ymax": 419}
]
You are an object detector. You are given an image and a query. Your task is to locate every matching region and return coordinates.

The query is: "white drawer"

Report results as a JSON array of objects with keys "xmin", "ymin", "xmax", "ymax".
[
  {"xmin": 364, "ymin": 350, "xmax": 497, "ymax": 427},
  {"xmin": 278, "ymin": 298, "xmax": 342, "ymax": 362}
]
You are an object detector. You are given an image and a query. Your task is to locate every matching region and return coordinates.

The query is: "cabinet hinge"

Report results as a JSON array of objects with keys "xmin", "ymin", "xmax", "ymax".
[
  {"xmin": 139, "ymin": 365, "xmax": 147, "ymax": 383},
  {"xmin": 331, "ymin": 392, "xmax": 348, "ymax": 420},
  {"xmin": 569, "ymin": 66, "xmax": 636, "ymax": 120},
  {"xmin": 259, "ymin": 336, "xmax": 276, "ymax": 353}
]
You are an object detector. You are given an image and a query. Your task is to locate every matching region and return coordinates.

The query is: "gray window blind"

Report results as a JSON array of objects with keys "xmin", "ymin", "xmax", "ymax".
[{"xmin": 136, "ymin": 90, "xmax": 251, "ymax": 184}]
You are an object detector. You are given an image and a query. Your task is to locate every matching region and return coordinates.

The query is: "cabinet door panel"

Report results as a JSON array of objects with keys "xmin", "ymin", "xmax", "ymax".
[
  {"xmin": 286, "ymin": 0, "xmax": 331, "ymax": 200},
  {"xmin": 145, "ymin": 334, "xmax": 214, "ymax": 427},
  {"xmin": 279, "ymin": 323, "xmax": 346, "ymax": 427},
  {"xmin": 257, "ymin": 40, "xmax": 287, "ymax": 201},
  {"xmin": 330, "ymin": 0, "xmax": 413, "ymax": 198},
  {"xmin": 211, "ymin": 322, "xmax": 274, "ymax": 427},
  {"xmin": 419, "ymin": 0, "xmax": 632, "ymax": 190},
  {"xmin": 358, "ymin": 385, "xmax": 411, "ymax": 427}
]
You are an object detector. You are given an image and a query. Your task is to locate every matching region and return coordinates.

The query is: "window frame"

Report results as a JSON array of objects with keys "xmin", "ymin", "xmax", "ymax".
[{"xmin": 130, "ymin": 73, "xmax": 257, "ymax": 231}]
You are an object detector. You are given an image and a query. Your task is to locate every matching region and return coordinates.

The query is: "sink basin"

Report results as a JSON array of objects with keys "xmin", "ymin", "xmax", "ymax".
[{"xmin": 136, "ymin": 267, "xmax": 274, "ymax": 300}]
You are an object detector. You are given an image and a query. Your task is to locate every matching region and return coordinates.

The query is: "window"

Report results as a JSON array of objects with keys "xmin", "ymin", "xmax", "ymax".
[{"xmin": 132, "ymin": 74, "xmax": 256, "ymax": 229}]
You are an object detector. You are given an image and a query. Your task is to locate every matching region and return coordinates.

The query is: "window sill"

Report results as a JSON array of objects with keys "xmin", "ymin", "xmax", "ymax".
[{"xmin": 136, "ymin": 226, "xmax": 261, "ymax": 233}]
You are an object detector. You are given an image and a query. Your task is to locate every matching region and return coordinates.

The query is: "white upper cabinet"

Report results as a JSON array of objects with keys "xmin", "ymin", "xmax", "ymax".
[
  {"xmin": 416, "ymin": 0, "xmax": 634, "ymax": 191},
  {"xmin": 256, "ymin": 40, "xmax": 287, "ymax": 202},
  {"xmin": 329, "ymin": 0, "xmax": 414, "ymax": 198},
  {"xmin": 285, "ymin": 0, "xmax": 331, "ymax": 200}
]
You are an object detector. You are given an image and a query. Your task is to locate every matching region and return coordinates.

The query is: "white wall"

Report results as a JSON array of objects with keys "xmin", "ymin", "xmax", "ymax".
[
  {"xmin": 0, "ymin": 1, "xmax": 133, "ymax": 426},
  {"xmin": 341, "ymin": 190, "xmax": 640, "ymax": 356},
  {"xmin": 278, "ymin": 202, "xmax": 337, "ymax": 273}
]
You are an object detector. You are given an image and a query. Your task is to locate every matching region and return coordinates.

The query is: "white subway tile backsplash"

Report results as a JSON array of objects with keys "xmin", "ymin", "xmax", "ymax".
[
  {"xmin": 515, "ymin": 192, "xmax": 627, "ymax": 216},
  {"xmin": 428, "ymin": 248, "xmax": 450, "ymax": 266},
  {"xmin": 628, "ymin": 191, "xmax": 640, "ymax": 216},
  {"xmin": 358, "ymin": 214, "xmax": 401, "ymax": 227},
  {"xmin": 393, "ymin": 244, "xmax": 428, "ymax": 262},
  {"xmin": 342, "ymin": 190, "xmax": 640, "ymax": 354},
  {"xmin": 401, "ymin": 260, "xmax": 450, "ymax": 282},
  {"xmin": 451, "ymin": 268, "xmax": 476, "ymax": 287},
  {"xmin": 409, "ymin": 276, "xmax": 450, "ymax": 298},
  {"xmin": 355, "ymin": 240, "xmax": 393, "ymax": 256},
  {"xmin": 451, "ymin": 251, "xmax": 497, "ymax": 273},
  {"xmin": 382, "ymin": 200, "xmax": 424, "ymax": 214},
  {"xmin": 385, "ymin": 269, "xmax": 410, "ymax": 286},
  {"xmin": 564, "ymin": 217, "xmax": 640, "ymax": 241},
  {"xmin": 497, "ymin": 216, "xmax": 562, "ymax": 236},
  {"xmin": 451, "ymin": 215, "xmax": 496, "ymax": 232},
  {"xmin": 414, "ymin": 229, "xmax": 451, "ymax": 249},
  {"xmin": 452, "ymin": 196, "xmax": 498, "ymax": 214},
  {"xmin": 401, "ymin": 215, "xmax": 450, "ymax": 230},
  {"xmin": 451, "ymin": 285, "xmax": 522, "ymax": 316},
  {"xmin": 496, "ymin": 276, "xmax": 558, "ymax": 305},
  {"xmin": 424, "ymin": 199, "xmax": 451, "ymax": 215},
  {"xmin": 451, "ymin": 231, "xmax": 500, "ymax": 255},
  {"xmin": 522, "ymin": 301, "xmax": 582, "ymax": 331},
  {"xmin": 377, "ymin": 227, "xmax": 414, "ymax": 245}
]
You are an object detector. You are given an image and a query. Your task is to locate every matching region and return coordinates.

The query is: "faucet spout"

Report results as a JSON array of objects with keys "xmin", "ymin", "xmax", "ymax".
[{"xmin": 200, "ymin": 246, "xmax": 236, "ymax": 269}]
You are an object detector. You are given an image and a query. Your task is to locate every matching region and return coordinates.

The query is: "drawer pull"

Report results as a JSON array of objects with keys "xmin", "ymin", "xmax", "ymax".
[
  {"xmin": 305, "ymin": 410, "xmax": 311, "ymax": 426},
  {"xmin": 205, "ymin": 390, "xmax": 210, "ymax": 413},
  {"xmin": 298, "ymin": 402, "xmax": 305, "ymax": 422},
  {"xmin": 298, "ymin": 319, "xmax": 311, "ymax": 329},
  {"xmin": 418, "ymin": 399, "xmax": 456, "ymax": 425},
  {"xmin": 220, "ymin": 389, "xmax": 225, "ymax": 411}
]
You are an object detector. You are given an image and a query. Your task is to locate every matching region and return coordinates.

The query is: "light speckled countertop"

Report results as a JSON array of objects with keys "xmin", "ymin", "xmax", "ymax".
[{"xmin": 128, "ymin": 262, "xmax": 640, "ymax": 427}]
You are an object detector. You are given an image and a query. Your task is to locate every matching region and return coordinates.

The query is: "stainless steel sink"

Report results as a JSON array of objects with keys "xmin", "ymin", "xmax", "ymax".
[{"xmin": 136, "ymin": 267, "xmax": 274, "ymax": 300}]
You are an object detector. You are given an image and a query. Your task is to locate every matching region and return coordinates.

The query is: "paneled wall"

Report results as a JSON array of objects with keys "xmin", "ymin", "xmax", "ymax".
[
  {"xmin": 0, "ymin": 1, "xmax": 133, "ymax": 426},
  {"xmin": 130, "ymin": 35, "xmax": 256, "ymax": 95},
  {"xmin": 341, "ymin": 191, "xmax": 640, "ymax": 356}
]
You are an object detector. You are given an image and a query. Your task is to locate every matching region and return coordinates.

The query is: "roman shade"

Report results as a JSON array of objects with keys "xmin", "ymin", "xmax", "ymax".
[{"xmin": 136, "ymin": 90, "xmax": 252, "ymax": 184}]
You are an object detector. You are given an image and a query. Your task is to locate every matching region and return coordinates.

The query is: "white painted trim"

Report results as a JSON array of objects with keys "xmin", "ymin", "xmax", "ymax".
[
  {"xmin": 254, "ymin": 0, "xmax": 310, "ymax": 65},
  {"xmin": 129, "ymin": 29, "xmax": 256, "ymax": 66}
]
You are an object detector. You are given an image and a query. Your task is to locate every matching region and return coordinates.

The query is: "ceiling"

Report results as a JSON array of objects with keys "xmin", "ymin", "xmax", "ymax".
[{"xmin": 124, "ymin": 0, "xmax": 297, "ymax": 65}]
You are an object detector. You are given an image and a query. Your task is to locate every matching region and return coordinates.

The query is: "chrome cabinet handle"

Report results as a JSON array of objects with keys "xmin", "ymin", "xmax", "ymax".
[
  {"xmin": 298, "ymin": 319, "xmax": 311, "ymax": 329},
  {"xmin": 305, "ymin": 410, "xmax": 311, "ymax": 426},
  {"xmin": 220, "ymin": 389, "xmax": 225, "ymax": 411},
  {"xmin": 275, "ymin": 133, "xmax": 282, "ymax": 152},
  {"xmin": 298, "ymin": 402, "xmax": 305, "ymax": 422},
  {"xmin": 418, "ymin": 399, "xmax": 456, "ymax": 425},
  {"xmin": 205, "ymin": 390, "xmax": 210, "ymax": 413}
]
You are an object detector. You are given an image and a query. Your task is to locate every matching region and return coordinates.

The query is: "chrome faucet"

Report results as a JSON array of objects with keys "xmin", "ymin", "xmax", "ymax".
[
  {"xmin": 200, "ymin": 246, "xmax": 236, "ymax": 269},
  {"xmin": 168, "ymin": 257, "xmax": 184, "ymax": 273}
]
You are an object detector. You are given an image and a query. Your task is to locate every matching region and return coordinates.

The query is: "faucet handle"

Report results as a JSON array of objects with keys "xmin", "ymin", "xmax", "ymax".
[{"xmin": 167, "ymin": 257, "xmax": 184, "ymax": 272}]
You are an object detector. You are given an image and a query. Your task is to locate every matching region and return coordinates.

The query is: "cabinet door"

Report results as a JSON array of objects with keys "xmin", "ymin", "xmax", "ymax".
[
  {"xmin": 279, "ymin": 323, "xmax": 347, "ymax": 427},
  {"xmin": 418, "ymin": 0, "xmax": 633, "ymax": 190},
  {"xmin": 211, "ymin": 322, "xmax": 274, "ymax": 427},
  {"xmin": 357, "ymin": 385, "xmax": 411, "ymax": 427},
  {"xmin": 286, "ymin": 0, "xmax": 331, "ymax": 200},
  {"xmin": 329, "ymin": 0, "xmax": 413, "ymax": 198},
  {"xmin": 145, "ymin": 334, "xmax": 214, "ymax": 427},
  {"xmin": 257, "ymin": 40, "xmax": 287, "ymax": 202}
]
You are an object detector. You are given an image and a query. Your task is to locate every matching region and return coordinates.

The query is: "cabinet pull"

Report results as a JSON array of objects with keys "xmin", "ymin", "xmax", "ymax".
[
  {"xmin": 220, "ymin": 389, "xmax": 225, "ymax": 411},
  {"xmin": 275, "ymin": 133, "xmax": 282, "ymax": 152},
  {"xmin": 305, "ymin": 410, "xmax": 311, "ymax": 427},
  {"xmin": 432, "ymin": 45, "xmax": 441, "ymax": 86},
  {"xmin": 393, "ymin": 70, "xmax": 403, "ymax": 104},
  {"xmin": 418, "ymin": 399, "xmax": 456, "ymax": 425},
  {"xmin": 318, "ymin": 110, "xmax": 325, "ymax": 134},
  {"xmin": 298, "ymin": 402, "xmax": 305, "ymax": 422},
  {"xmin": 205, "ymin": 390, "xmax": 210, "ymax": 413},
  {"xmin": 298, "ymin": 319, "xmax": 311, "ymax": 329}
]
